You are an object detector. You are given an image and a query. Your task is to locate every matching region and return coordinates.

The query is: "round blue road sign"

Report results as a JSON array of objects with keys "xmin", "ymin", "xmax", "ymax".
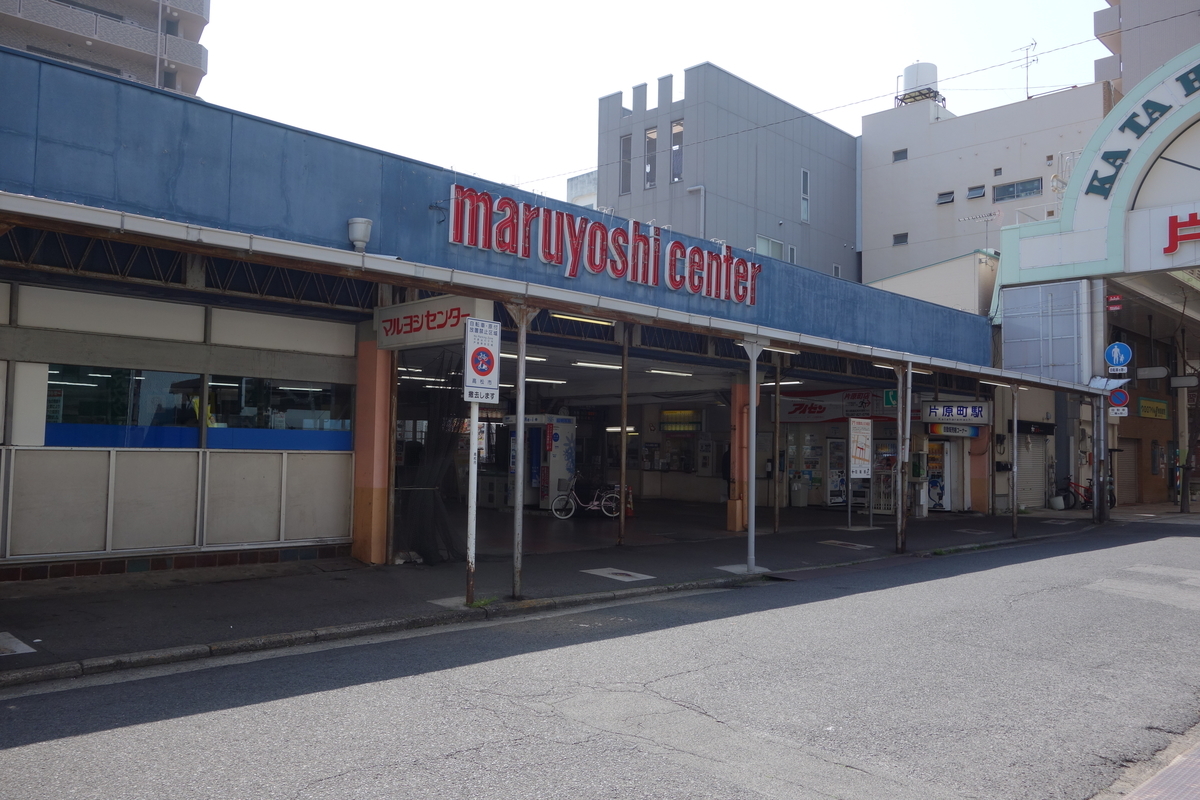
[{"xmin": 1105, "ymin": 342, "xmax": 1132, "ymax": 367}]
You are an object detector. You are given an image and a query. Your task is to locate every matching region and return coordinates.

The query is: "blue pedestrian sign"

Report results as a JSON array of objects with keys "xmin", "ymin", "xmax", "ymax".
[{"xmin": 1105, "ymin": 342, "xmax": 1132, "ymax": 368}]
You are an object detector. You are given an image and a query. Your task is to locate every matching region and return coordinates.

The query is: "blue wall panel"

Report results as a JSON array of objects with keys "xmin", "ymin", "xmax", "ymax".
[
  {"xmin": 0, "ymin": 47, "xmax": 993, "ymax": 366},
  {"xmin": 45, "ymin": 423, "xmax": 200, "ymax": 448},
  {"xmin": 0, "ymin": 52, "xmax": 39, "ymax": 193}
]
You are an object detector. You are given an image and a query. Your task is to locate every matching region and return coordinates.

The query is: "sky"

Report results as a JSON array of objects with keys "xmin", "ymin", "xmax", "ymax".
[{"xmin": 197, "ymin": 1, "xmax": 1112, "ymax": 201}]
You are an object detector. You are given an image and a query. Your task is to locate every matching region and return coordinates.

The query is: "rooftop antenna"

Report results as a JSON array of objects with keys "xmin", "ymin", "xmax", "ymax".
[{"xmin": 1014, "ymin": 40, "xmax": 1038, "ymax": 99}]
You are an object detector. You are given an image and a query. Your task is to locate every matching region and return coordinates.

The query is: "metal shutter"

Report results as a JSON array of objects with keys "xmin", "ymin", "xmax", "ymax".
[
  {"xmin": 1116, "ymin": 438, "xmax": 1139, "ymax": 505},
  {"xmin": 1017, "ymin": 435, "xmax": 1048, "ymax": 509}
]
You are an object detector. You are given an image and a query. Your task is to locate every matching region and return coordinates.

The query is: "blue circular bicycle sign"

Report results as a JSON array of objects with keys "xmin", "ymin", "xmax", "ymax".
[{"xmin": 1105, "ymin": 342, "xmax": 1132, "ymax": 367}]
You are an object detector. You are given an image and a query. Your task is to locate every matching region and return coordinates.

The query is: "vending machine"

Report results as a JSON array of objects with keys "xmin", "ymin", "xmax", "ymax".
[{"xmin": 502, "ymin": 414, "xmax": 576, "ymax": 509}]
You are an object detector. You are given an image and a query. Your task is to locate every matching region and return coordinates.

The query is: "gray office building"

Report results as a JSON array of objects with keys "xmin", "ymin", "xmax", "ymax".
[{"xmin": 596, "ymin": 63, "xmax": 859, "ymax": 280}]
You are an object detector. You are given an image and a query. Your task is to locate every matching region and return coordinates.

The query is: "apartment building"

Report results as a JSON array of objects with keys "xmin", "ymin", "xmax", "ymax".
[{"xmin": 0, "ymin": 0, "xmax": 208, "ymax": 93}]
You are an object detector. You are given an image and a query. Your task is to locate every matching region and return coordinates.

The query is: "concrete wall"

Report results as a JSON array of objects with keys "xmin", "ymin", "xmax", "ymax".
[
  {"xmin": 597, "ymin": 64, "xmax": 859, "ymax": 280},
  {"xmin": 862, "ymin": 84, "xmax": 1106, "ymax": 284},
  {"xmin": 868, "ymin": 251, "xmax": 998, "ymax": 315},
  {"xmin": 1097, "ymin": 0, "xmax": 1200, "ymax": 94}
]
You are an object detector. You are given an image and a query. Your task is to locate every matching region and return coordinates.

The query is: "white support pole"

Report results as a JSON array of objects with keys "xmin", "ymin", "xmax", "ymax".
[
  {"xmin": 742, "ymin": 340, "xmax": 764, "ymax": 572},
  {"xmin": 505, "ymin": 304, "xmax": 537, "ymax": 599},
  {"xmin": 1011, "ymin": 385, "xmax": 1019, "ymax": 537},
  {"xmin": 466, "ymin": 400, "xmax": 479, "ymax": 605}
]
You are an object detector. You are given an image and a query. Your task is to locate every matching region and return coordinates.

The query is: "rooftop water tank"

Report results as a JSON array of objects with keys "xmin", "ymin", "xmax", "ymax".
[
  {"xmin": 898, "ymin": 62, "xmax": 945, "ymax": 107},
  {"xmin": 903, "ymin": 62, "xmax": 938, "ymax": 95}
]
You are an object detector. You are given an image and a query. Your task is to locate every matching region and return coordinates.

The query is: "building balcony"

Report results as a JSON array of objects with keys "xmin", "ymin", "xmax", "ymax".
[
  {"xmin": 1094, "ymin": 3, "xmax": 1121, "ymax": 56},
  {"xmin": 0, "ymin": 0, "xmax": 207, "ymax": 92}
]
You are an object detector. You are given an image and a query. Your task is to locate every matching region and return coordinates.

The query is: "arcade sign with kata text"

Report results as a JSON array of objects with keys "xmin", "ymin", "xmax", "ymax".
[{"xmin": 448, "ymin": 185, "xmax": 764, "ymax": 307}]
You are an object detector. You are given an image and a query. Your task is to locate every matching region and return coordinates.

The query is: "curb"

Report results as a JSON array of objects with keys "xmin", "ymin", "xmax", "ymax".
[{"xmin": 0, "ymin": 573, "xmax": 763, "ymax": 690}]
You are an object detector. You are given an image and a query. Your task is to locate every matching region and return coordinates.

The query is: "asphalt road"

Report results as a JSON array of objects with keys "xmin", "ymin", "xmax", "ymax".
[{"xmin": 1, "ymin": 523, "xmax": 1198, "ymax": 799}]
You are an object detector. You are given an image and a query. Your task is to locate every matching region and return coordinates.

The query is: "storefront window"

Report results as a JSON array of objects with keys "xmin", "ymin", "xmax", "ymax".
[
  {"xmin": 206, "ymin": 376, "xmax": 352, "ymax": 450},
  {"xmin": 45, "ymin": 365, "xmax": 202, "ymax": 447}
]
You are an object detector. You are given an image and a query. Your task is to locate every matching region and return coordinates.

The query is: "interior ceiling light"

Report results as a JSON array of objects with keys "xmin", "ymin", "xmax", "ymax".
[
  {"xmin": 500, "ymin": 353, "xmax": 547, "ymax": 362},
  {"xmin": 980, "ymin": 379, "xmax": 1010, "ymax": 388},
  {"xmin": 550, "ymin": 313, "xmax": 614, "ymax": 326},
  {"xmin": 208, "ymin": 382, "xmax": 238, "ymax": 387},
  {"xmin": 526, "ymin": 377, "xmax": 566, "ymax": 384},
  {"xmin": 605, "ymin": 426, "xmax": 637, "ymax": 432},
  {"xmin": 647, "ymin": 369, "xmax": 693, "ymax": 377},
  {"xmin": 401, "ymin": 375, "xmax": 444, "ymax": 381},
  {"xmin": 872, "ymin": 363, "xmax": 895, "ymax": 370},
  {"xmin": 396, "ymin": 366, "xmax": 422, "ymax": 372},
  {"xmin": 764, "ymin": 346, "xmax": 797, "ymax": 354},
  {"xmin": 278, "ymin": 387, "xmax": 322, "ymax": 392},
  {"xmin": 573, "ymin": 361, "xmax": 622, "ymax": 370},
  {"xmin": 49, "ymin": 380, "xmax": 97, "ymax": 387},
  {"xmin": 87, "ymin": 373, "xmax": 113, "ymax": 378}
]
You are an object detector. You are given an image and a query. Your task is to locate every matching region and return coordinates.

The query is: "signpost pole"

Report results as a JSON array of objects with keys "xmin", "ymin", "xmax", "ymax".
[
  {"xmin": 466, "ymin": 400, "xmax": 479, "ymax": 605},
  {"xmin": 461, "ymin": 315, "xmax": 500, "ymax": 606}
]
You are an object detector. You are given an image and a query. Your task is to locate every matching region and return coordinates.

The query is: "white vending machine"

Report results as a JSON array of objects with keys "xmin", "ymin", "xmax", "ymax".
[{"xmin": 503, "ymin": 414, "xmax": 576, "ymax": 509}]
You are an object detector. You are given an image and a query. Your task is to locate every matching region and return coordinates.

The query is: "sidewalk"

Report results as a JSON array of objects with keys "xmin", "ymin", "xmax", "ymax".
[{"xmin": 0, "ymin": 502, "xmax": 1147, "ymax": 688}]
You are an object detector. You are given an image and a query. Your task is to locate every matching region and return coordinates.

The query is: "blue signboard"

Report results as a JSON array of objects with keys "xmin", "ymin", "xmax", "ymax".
[{"xmin": 1105, "ymin": 342, "xmax": 1132, "ymax": 367}]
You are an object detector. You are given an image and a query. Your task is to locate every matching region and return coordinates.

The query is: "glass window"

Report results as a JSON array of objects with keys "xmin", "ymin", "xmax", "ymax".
[
  {"xmin": 207, "ymin": 376, "xmax": 352, "ymax": 450},
  {"xmin": 992, "ymin": 177, "xmax": 1043, "ymax": 203},
  {"xmin": 892, "ymin": 149, "xmax": 908, "ymax": 162},
  {"xmin": 644, "ymin": 127, "xmax": 657, "ymax": 189},
  {"xmin": 937, "ymin": 191, "xmax": 954, "ymax": 205},
  {"xmin": 755, "ymin": 235, "xmax": 784, "ymax": 260},
  {"xmin": 801, "ymin": 169, "xmax": 810, "ymax": 223},
  {"xmin": 967, "ymin": 185, "xmax": 986, "ymax": 199},
  {"xmin": 619, "ymin": 135, "xmax": 632, "ymax": 195},
  {"xmin": 45, "ymin": 365, "xmax": 202, "ymax": 447},
  {"xmin": 671, "ymin": 120, "xmax": 684, "ymax": 182},
  {"xmin": 893, "ymin": 233, "xmax": 909, "ymax": 246}
]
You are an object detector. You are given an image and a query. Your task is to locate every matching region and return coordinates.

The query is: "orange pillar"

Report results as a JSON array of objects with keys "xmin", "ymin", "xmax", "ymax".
[
  {"xmin": 352, "ymin": 336, "xmax": 392, "ymax": 564},
  {"xmin": 728, "ymin": 381, "xmax": 751, "ymax": 531}
]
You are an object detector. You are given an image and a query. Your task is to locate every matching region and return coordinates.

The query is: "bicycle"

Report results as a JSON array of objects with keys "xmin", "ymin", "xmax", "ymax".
[
  {"xmin": 1058, "ymin": 475, "xmax": 1116, "ymax": 510},
  {"xmin": 551, "ymin": 475, "xmax": 621, "ymax": 519}
]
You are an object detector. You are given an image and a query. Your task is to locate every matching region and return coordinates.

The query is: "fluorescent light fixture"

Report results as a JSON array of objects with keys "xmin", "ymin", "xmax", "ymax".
[
  {"xmin": 778, "ymin": 380, "xmax": 803, "ymax": 385},
  {"xmin": 526, "ymin": 377, "xmax": 566, "ymax": 385},
  {"xmin": 87, "ymin": 373, "xmax": 113, "ymax": 378},
  {"xmin": 500, "ymin": 353, "xmax": 547, "ymax": 362},
  {"xmin": 500, "ymin": 383, "xmax": 514, "ymax": 388},
  {"xmin": 49, "ymin": 380, "xmax": 97, "ymax": 387},
  {"xmin": 550, "ymin": 313, "xmax": 614, "ymax": 326},
  {"xmin": 911, "ymin": 367, "xmax": 934, "ymax": 375},
  {"xmin": 872, "ymin": 363, "xmax": 895, "ymax": 370},
  {"xmin": 396, "ymin": 366, "xmax": 422, "ymax": 372},
  {"xmin": 573, "ymin": 361, "xmax": 622, "ymax": 370},
  {"xmin": 647, "ymin": 369, "xmax": 693, "ymax": 377},
  {"xmin": 764, "ymin": 347, "xmax": 797, "ymax": 354},
  {"xmin": 980, "ymin": 380, "xmax": 1010, "ymax": 388},
  {"xmin": 1018, "ymin": 386, "xmax": 1029, "ymax": 391},
  {"xmin": 208, "ymin": 382, "xmax": 238, "ymax": 387},
  {"xmin": 278, "ymin": 387, "xmax": 323, "ymax": 392},
  {"xmin": 605, "ymin": 426, "xmax": 637, "ymax": 432},
  {"xmin": 134, "ymin": 376, "xmax": 145, "ymax": 380},
  {"xmin": 400, "ymin": 375, "xmax": 444, "ymax": 382},
  {"xmin": 48, "ymin": 370, "xmax": 59, "ymax": 374},
  {"xmin": 424, "ymin": 384, "xmax": 454, "ymax": 389}
]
